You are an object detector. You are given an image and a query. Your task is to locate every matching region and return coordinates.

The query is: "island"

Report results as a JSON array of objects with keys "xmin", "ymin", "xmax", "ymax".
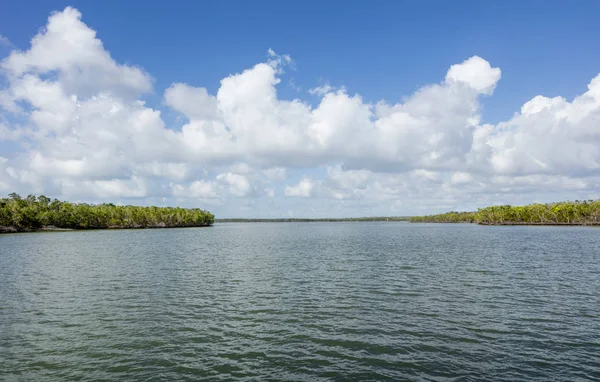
[{"xmin": 0, "ymin": 193, "xmax": 214, "ymax": 233}]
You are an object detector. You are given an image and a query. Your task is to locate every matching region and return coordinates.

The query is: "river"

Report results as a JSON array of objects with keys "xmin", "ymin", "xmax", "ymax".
[{"xmin": 1, "ymin": 222, "xmax": 599, "ymax": 380}]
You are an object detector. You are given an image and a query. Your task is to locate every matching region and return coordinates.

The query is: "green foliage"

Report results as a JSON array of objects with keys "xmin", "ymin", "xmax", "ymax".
[
  {"xmin": 409, "ymin": 211, "xmax": 476, "ymax": 223},
  {"xmin": 0, "ymin": 194, "xmax": 214, "ymax": 232},
  {"xmin": 409, "ymin": 200, "xmax": 600, "ymax": 225},
  {"xmin": 475, "ymin": 200, "xmax": 600, "ymax": 225}
]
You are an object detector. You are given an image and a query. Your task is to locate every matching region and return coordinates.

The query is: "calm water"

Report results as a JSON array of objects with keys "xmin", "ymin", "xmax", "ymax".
[{"xmin": 1, "ymin": 222, "xmax": 599, "ymax": 381}]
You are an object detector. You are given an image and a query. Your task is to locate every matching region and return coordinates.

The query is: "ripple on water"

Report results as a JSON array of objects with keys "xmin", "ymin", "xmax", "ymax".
[{"xmin": 1, "ymin": 223, "xmax": 600, "ymax": 381}]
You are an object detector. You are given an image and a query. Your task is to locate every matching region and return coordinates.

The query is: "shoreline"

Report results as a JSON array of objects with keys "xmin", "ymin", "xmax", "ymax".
[
  {"xmin": 408, "ymin": 221, "xmax": 600, "ymax": 226},
  {"xmin": 215, "ymin": 219, "xmax": 409, "ymax": 223},
  {"xmin": 0, "ymin": 224, "xmax": 212, "ymax": 234},
  {"xmin": 476, "ymin": 222, "xmax": 600, "ymax": 226},
  {"xmin": 217, "ymin": 220, "xmax": 600, "ymax": 226}
]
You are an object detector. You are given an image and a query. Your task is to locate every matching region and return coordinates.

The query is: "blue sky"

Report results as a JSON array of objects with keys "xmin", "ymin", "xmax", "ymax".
[
  {"xmin": 1, "ymin": 1, "xmax": 600, "ymax": 217},
  {"xmin": 4, "ymin": 1, "xmax": 600, "ymax": 121}
]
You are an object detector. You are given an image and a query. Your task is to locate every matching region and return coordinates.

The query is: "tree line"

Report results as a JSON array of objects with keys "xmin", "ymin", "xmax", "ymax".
[
  {"xmin": 216, "ymin": 217, "xmax": 410, "ymax": 223},
  {"xmin": 0, "ymin": 193, "xmax": 214, "ymax": 232},
  {"xmin": 409, "ymin": 200, "xmax": 600, "ymax": 225}
]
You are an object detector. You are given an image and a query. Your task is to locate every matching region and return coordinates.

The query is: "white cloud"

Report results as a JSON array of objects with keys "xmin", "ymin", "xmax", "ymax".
[
  {"xmin": 266, "ymin": 48, "xmax": 292, "ymax": 72},
  {"xmin": 134, "ymin": 162, "xmax": 189, "ymax": 181},
  {"xmin": 164, "ymin": 83, "xmax": 219, "ymax": 120},
  {"xmin": 172, "ymin": 180, "xmax": 219, "ymax": 199},
  {"xmin": 189, "ymin": 180, "xmax": 219, "ymax": 198},
  {"xmin": 285, "ymin": 177, "xmax": 318, "ymax": 197},
  {"xmin": 308, "ymin": 84, "xmax": 334, "ymax": 95},
  {"xmin": 2, "ymin": 7, "xmax": 151, "ymax": 99},
  {"xmin": 482, "ymin": 73, "xmax": 600, "ymax": 176},
  {"xmin": 445, "ymin": 56, "xmax": 502, "ymax": 95},
  {"xmin": 61, "ymin": 176, "xmax": 148, "ymax": 199},
  {"xmin": 1, "ymin": 7, "xmax": 599, "ymax": 217},
  {"xmin": 451, "ymin": 172, "xmax": 473, "ymax": 185},
  {"xmin": 216, "ymin": 172, "xmax": 253, "ymax": 197}
]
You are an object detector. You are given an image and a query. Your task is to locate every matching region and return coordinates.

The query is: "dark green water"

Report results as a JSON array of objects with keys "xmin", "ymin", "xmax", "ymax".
[{"xmin": 1, "ymin": 222, "xmax": 599, "ymax": 381}]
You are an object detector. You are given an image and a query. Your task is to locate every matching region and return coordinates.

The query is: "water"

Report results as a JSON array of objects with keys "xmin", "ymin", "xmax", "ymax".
[{"xmin": 1, "ymin": 222, "xmax": 599, "ymax": 381}]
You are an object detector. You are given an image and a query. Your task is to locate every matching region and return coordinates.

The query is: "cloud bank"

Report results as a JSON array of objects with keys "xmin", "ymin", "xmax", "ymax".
[{"xmin": 1, "ymin": 7, "xmax": 599, "ymax": 217}]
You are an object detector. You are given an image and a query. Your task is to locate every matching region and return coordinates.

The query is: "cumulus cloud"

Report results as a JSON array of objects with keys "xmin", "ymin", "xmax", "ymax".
[
  {"xmin": 216, "ymin": 172, "xmax": 253, "ymax": 197},
  {"xmin": 164, "ymin": 83, "xmax": 219, "ymax": 120},
  {"xmin": 2, "ymin": 7, "xmax": 151, "ymax": 99},
  {"xmin": 0, "ymin": 7, "xmax": 599, "ymax": 217},
  {"xmin": 285, "ymin": 177, "xmax": 318, "ymax": 198},
  {"xmin": 484, "ymin": 75, "xmax": 600, "ymax": 176},
  {"xmin": 445, "ymin": 56, "xmax": 502, "ymax": 95}
]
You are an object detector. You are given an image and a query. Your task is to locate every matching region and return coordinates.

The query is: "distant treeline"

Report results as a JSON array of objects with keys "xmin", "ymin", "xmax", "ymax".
[
  {"xmin": 216, "ymin": 217, "xmax": 410, "ymax": 223},
  {"xmin": 0, "ymin": 193, "xmax": 214, "ymax": 233},
  {"xmin": 409, "ymin": 211, "xmax": 476, "ymax": 223},
  {"xmin": 409, "ymin": 200, "xmax": 600, "ymax": 225}
]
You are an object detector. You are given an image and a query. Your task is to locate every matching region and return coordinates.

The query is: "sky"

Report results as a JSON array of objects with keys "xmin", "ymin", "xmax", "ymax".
[{"xmin": 1, "ymin": 1, "xmax": 600, "ymax": 218}]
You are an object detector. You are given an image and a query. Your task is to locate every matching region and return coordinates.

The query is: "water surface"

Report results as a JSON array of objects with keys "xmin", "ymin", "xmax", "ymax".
[{"xmin": 1, "ymin": 223, "xmax": 599, "ymax": 381}]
